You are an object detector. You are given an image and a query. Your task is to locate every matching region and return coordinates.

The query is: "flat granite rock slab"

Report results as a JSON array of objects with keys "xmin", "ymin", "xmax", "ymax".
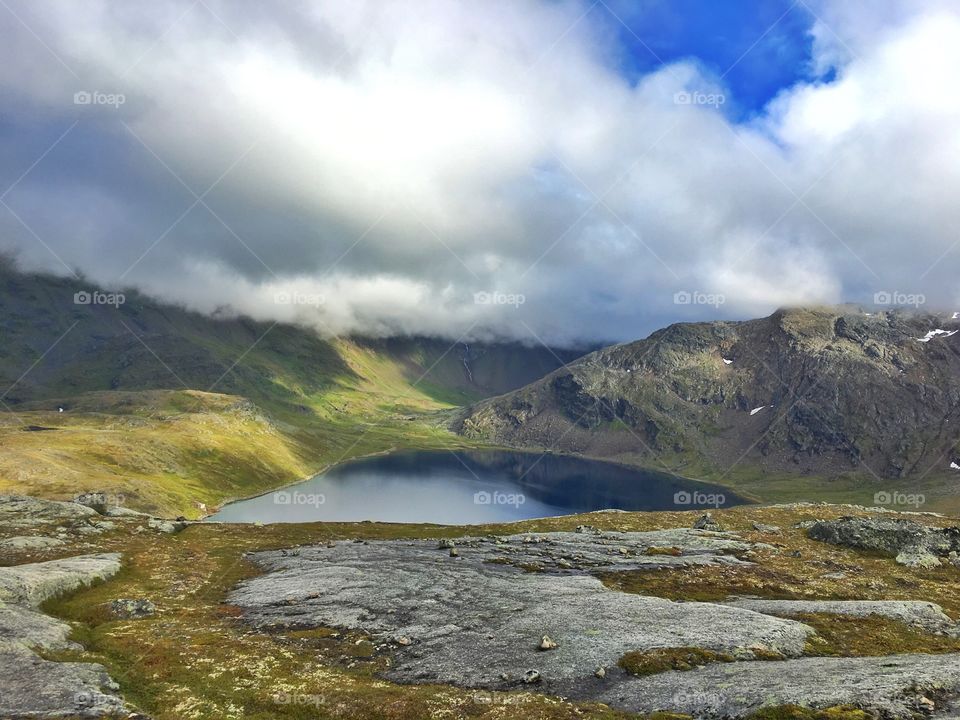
[
  {"xmin": 0, "ymin": 646, "xmax": 126, "ymax": 718},
  {"xmin": 591, "ymin": 653, "xmax": 960, "ymax": 719},
  {"xmin": 0, "ymin": 495, "xmax": 98, "ymax": 528},
  {"xmin": 0, "ymin": 553, "xmax": 128, "ymax": 718},
  {"xmin": 0, "ymin": 553, "xmax": 122, "ymax": 607},
  {"xmin": 230, "ymin": 533, "xmax": 813, "ymax": 692}
]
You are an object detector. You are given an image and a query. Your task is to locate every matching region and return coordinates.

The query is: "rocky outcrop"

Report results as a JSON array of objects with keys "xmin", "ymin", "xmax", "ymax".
[
  {"xmin": 456, "ymin": 307, "xmax": 960, "ymax": 480},
  {"xmin": 0, "ymin": 554, "xmax": 127, "ymax": 718},
  {"xmin": 229, "ymin": 532, "xmax": 813, "ymax": 704},
  {"xmin": 0, "ymin": 553, "xmax": 122, "ymax": 606},
  {"xmin": 591, "ymin": 653, "xmax": 960, "ymax": 718},
  {"xmin": 0, "ymin": 495, "xmax": 98, "ymax": 529},
  {"xmin": 807, "ymin": 516, "xmax": 960, "ymax": 567}
]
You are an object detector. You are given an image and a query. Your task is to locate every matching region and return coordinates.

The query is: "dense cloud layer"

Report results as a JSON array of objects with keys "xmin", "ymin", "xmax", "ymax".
[{"xmin": 0, "ymin": 0, "xmax": 957, "ymax": 346}]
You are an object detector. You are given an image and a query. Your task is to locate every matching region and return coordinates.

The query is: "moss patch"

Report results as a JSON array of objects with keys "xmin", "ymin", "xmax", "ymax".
[
  {"xmin": 798, "ymin": 613, "xmax": 960, "ymax": 657},
  {"xmin": 617, "ymin": 647, "xmax": 734, "ymax": 677},
  {"xmin": 747, "ymin": 704, "xmax": 870, "ymax": 720}
]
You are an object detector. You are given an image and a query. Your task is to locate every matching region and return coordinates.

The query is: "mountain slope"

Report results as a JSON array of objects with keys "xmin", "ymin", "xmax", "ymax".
[
  {"xmin": 456, "ymin": 306, "xmax": 960, "ymax": 506},
  {"xmin": 0, "ymin": 264, "xmax": 583, "ymax": 514}
]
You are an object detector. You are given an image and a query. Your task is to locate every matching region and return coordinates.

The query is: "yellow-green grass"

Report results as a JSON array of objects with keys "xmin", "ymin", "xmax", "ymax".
[{"xmin": 0, "ymin": 385, "xmax": 478, "ymax": 518}]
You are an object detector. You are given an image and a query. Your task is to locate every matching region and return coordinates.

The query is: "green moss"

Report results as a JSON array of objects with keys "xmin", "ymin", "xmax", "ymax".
[
  {"xmin": 644, "ymin": 546, "xmax": 683, "ymax": 557},
  {"xmin": 798, "ymin": 613, "xmax": 960, "ymax": 657},
  {"xmin": 747, "ymin": 704, "xmax": 870, "ymax": 720},
  {"xmin": 617, "ymin": 647, "xmax": 734, "ymax": 676}
]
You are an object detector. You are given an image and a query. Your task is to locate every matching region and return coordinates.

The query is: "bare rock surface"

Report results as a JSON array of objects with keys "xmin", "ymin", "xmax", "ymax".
[
  {"xmin": 0, "ymin": 494, "xmax": 97, "ymax": 528},
  {"xmin": 724, "ymin": 598, "xmax": 958, "ymax": 634},
  {"xmin": 0, "ymin": 535, "xmax": 65, "ymax": 552},
  {"xmin": 593, "ymin": 653, "xmax": 960, "ymax": 719},
  {"xmin": 0, "ymin": 553, "xmax": 121, "ymax": 607},
  {"xmin": 0, "ymin": 553, "xmax": 127, "ymax": 717},
  {"xmin": 0, "ymin": 647, "xmax": 126, "ymax": 718},
  {"xmin": 230, "ymin": 531, "xmax": 813, "ymax": 696}
]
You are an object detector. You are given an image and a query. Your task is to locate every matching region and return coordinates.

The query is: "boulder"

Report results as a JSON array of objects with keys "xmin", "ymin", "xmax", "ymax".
[{"xmin": 808, "ymin": 516, "xmax": 960, "ymax": 567}]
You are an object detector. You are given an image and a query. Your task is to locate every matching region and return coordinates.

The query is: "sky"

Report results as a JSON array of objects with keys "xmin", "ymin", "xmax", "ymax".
[{"xmin": 0, "ymin": 0, "xmax": 958, "ymax": 347}]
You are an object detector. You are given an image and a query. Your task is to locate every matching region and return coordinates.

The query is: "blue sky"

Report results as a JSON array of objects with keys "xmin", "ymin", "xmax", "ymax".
[{"xmin": 607, "ymin": 0, "xmax": 820, "ymax": 119}]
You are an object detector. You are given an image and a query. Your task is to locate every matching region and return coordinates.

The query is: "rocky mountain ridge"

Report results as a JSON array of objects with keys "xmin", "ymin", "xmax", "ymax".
[{"xmin": 456, "ymin": 306, "xmax": 960, "ymax": 486}]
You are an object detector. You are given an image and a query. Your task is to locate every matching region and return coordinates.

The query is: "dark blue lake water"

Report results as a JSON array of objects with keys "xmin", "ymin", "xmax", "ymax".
[{"xmin": 207, "ymin": 450, "xmax": 746, "ymax": 524}]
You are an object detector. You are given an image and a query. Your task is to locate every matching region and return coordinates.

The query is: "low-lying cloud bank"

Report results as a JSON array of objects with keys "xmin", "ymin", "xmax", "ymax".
[{"xmin": 0, "ymin": 0, "xmax": 958, "ymax": 346}]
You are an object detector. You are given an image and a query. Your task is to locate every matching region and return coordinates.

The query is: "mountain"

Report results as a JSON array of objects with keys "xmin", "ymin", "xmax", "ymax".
[
  {"xmin": 0, "ymin": 263, "xmax": 583, "ymax": 514},
  {"xmin": 455, "ymin": 306, "xmax": 960, "ymax": 508}
]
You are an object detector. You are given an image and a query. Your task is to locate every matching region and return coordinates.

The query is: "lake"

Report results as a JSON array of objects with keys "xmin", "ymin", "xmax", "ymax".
[{"xmin": 207, "ymin": 449, "xmax": 747, "ymax": 524}]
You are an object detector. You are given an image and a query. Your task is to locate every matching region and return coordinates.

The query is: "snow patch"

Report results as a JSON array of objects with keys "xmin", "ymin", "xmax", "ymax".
[
  {"xmin": 723, "ymin": 358, "xmax": 733, "ymax": 365},
  {"xmin": 952, "ymin": 312, "xmax": 959, "ymax": 320},
  {"xmin": 951, "ymin": 462, "xmax": 960, "ymax": 470},
  {"xmin": 916, "ymin": 329, "xmax": 958, "ymax": 342},
  {"xmin": 750, "ymin": 406, "xmax": 766, "ymax": 416}
]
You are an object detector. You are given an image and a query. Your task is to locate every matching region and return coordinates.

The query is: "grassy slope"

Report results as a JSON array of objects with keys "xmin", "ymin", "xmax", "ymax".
[
  {"xmin": 25, "ymin": 504, "xmax": 958, "ymax": 720},
  {"xmin": 0, "ymin": 269, "xmax": 527, "ymax": 516},
  {"xmin": 0, "ymin": 387, "xmax": 474, "ymax": 518}
]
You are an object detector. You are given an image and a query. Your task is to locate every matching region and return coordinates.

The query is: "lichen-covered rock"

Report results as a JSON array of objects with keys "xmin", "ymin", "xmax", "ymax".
[
  {"xmin": 694, "ymin": 513, "xmax": 723, "ymax": 531},
  {"xmin": 0, "ymin": 536, "xmax": 64, "ymax": 552},
  {"xmin": 109, "ymin": 598, "xmax": 156, "ymax": 619},
  {"xmin": 808, "ymin": 516, "xmax": 960, "ymax": 566},
  {"xmin": 229, "ymin": 533, "xmax": 813, "ymax": 693},
  {"xmin": 590, "ymin": 653, "xmax": 960, "ymax": 718},
  {"xmin": 0, "ymin": 553, "xmax": 122, "ymax": 607},
  {"xmin": 0, "ymin": 554, "xmax": 127, "ymax": 717},
  {"xmin": 0, "ymin": 495, "xmax": 97, "ymax": 528}
]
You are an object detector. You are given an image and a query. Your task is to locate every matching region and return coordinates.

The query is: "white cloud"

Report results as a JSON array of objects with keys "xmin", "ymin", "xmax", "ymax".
[{"xmin": 0, "ymin": 0, "xmax": 957, "ymax": 345}]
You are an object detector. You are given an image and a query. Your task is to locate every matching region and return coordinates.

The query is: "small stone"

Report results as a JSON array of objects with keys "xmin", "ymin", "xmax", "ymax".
[
  {"xmin": 395, "ymin": 636, "xmax": 413, "ymax": 646},
  {"xmin": 109, "ymin": 598, "xmax": 156, "ymax": 619},
  {"xmin": 523, "ymin": 669, "xmax": 541, "ymax": 684},
  {"xmin": 438, "ymin": 539, "xmax": 455, "ymax": 549},
  {"xmin": 752, "ymin": 523, "xmax": 781, "ymax": 534},
  {"xmin": 694, "ymin": 513, "xmax": 723, "ymax": 531},
  {"xmin": 538, "ymin": 634, "xmax": 558, "ymax": 651},
  {"xmin": 916, "ymin": 696, "xmax": 936, "ymax": 713},
  {"xmin": 449, "ymin": 548, "xmax": 459, "ymax": 557},
  {"xmin": 617, "ymin": 547, "xmax": 629, "ymax": 555},
  {"xmin": 594, "ymin": 666, "xmax": 606, "ymax": 679}
]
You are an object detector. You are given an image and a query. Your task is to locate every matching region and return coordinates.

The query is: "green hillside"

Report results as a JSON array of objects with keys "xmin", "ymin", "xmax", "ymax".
[{"xmin": 0, "ymin": 263, "xmax": 582, "ymax": 516}]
